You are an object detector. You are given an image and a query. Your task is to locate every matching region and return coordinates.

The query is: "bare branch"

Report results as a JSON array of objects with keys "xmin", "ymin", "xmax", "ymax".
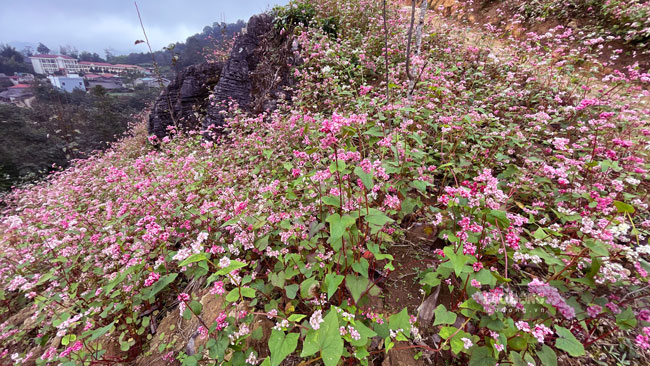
[
  {"xmin": 382, "ymin": 0, "xmax": 390, "ymax": 101},
  {"xmin": 406, "ymin": 0, "xmax": 416, "ymax": 80}
]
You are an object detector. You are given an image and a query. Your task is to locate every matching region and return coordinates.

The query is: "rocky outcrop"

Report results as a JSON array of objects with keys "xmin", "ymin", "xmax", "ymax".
[
  {"xmin": 202, "ymin": 14, "xmax": 274, "ymax": 133},
  {"xmin": 149, "ymin": 12, "xmax": 297, "ymax": 139},
  {"xmin": 148, "ymin": 62, "xmax": 223, "ymax": 139}
]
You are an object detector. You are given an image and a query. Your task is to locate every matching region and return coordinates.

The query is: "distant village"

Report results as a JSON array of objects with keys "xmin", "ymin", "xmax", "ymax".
[{"xmin": 0, "ymin": 54, "xmax": 170, "ymax": 107}]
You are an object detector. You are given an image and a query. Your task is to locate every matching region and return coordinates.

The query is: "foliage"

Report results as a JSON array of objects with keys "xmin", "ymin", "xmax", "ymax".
[
  {"xmin": 0, "ymin": 44, "xmax": 31, "ymax": 75},
  {"xmin": 482, "ymin": 0, "xmax": 650, "ymax": 49},
  {"xmin": 36, "ymin": 42, "xmax": 50, "ymax": 55},
  {"xmin": 0, "ymin": 0, "xmax": 649, "ymax": 365},
  {"xmin": 273, "ymin": 2, "xmax": 339, "ymax": 39},
  {"xmin": 110, "ymin": 20, "xmax": 246, "ymax": 74},
  {"xmin": 0, "ymin": 82, "xmax": 156, "ymax": 191}
]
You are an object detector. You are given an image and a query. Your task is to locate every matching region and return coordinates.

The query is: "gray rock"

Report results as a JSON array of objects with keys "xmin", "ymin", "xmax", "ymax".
[
  {"xmin": 149, "ymin": 12, "xmax": 297, "ymax": 140},
  {"xmin": 148, "ymin": 62, "xmax": 223, "ymax": 139},
  {"xmin": 202, "ymin": 14, "xmax": 275, "ymax": 137}
]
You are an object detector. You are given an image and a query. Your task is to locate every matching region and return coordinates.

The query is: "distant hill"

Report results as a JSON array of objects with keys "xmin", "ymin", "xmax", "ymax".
[{"xmin": 108, "ymin": 20, "xmax": 246, "ymax": 73}]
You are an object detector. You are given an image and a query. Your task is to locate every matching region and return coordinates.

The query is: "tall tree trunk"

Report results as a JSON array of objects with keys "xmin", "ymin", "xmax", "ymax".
[
  {"xmin": 406, "ymin": 0, "xmax": 416, "ymax": 80},
  {"xmin": 408, "ymin": 0, "xmax": 428, "ymax": 99},
  {"xmin": 415, "ymin": 0, "xmax": 428, "ymax": 56},
  {"xmin": 382, "ymin": 0, "xmax": 390, "ymax": 101}
]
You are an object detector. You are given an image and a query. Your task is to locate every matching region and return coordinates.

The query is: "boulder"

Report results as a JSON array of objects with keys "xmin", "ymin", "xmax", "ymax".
[
  {"xmin": 148, "ymin": 62, "xmax": 223, "ymax": 139},
  {"xmin": 203, "ymin": 13, "xmax": 275, "ymax": 136},
  {"xmin": 149, "ymin": 12, "xmax": 297, "ymax": 139}
]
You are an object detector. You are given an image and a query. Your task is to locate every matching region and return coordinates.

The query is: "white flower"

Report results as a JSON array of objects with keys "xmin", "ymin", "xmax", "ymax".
[
  {"xmin": 461, "ymin": 337, "xmax": 473, "ymax": 349},
  {"xmin": 309, "ymin": 310, "xmax": 324, "ymax": 330},
  {"xmin": 273, "ymin": 319, "xmax": 290, "ymax": 331},
  {"xmin": 246, "ymin": 352, "xmax": 258, "ymax": 365},
  {"xmin": 219, "ymin": 257, "xmax": 231, "ymax": 268}
]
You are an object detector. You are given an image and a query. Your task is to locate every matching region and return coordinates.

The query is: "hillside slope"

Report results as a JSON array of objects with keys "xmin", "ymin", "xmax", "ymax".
[{"xmin": 1, "ymin": 1, "xmax": 649, "ymax": 365}]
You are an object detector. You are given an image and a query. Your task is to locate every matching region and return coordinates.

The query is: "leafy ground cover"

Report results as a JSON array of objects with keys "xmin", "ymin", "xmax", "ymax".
[
  {"xmin": 433, "ymin": 0, "xmax": 650, "ymax": 70},
  {"xmin": 1, "ymin": 0, "xmax": 649, "ymax": 365}
]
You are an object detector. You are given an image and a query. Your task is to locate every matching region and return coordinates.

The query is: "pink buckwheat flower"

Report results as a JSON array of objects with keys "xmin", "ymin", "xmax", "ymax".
[
  {"xmin": 210, "ymin": 280, "xmax": 225, "ymax": 295},
  {"xmin": 144, "ymin": 272, "xmax": 160, "ymax": 287}
]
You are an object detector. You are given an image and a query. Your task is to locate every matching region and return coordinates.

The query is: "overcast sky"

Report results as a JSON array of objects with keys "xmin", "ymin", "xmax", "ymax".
[{"xmin": 1, "ymin": 0, "xmax": 288, "ymax": 56}]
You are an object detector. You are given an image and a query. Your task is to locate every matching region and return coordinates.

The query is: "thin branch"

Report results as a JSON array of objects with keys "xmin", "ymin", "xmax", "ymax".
[
  {"xmin": 415, "ymin": 0, "xmax": 428, "ymax": 56},
  {"xmin": 134, "ymin": 1, "xmax": 178, "ymax": 128},
  {"xmin": 382, "ymin": 0, "xmax": 390, "ymax": 101},
  {"xmin": 406, "ymin": 0, "xmax": 416, "ymax": 80}
]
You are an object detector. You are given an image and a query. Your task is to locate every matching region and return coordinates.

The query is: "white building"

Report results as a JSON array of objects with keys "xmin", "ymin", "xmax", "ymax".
[
  {"xmin": 48, "ymin": 74, "xmax": 86, "ymax": 93},
  {"xmin": 79, "ymin": 61, "xmax": 145, "ymax": 74},
  {"xmin": 29, "ymin": 54, "xmax": 83, "ymax": 75}
]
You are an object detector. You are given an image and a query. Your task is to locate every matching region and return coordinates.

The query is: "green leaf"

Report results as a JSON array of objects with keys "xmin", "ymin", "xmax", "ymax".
[
  {"xmin": 256, "ymin": 235, "xmax": 270, "ymax": 250},
  {"xmin": 509, "ymin": 351, "xmax": 525, "ymax": 366},
  {"xmin": 351, "ymin": 258, "xmax": 370, "ymax": 277},
  {"xmin": 268, "ymin": 330, "xmax": 299, "ymax": 366},
  {"xmin": 410, "ymin": 180, "xmax": 430, "ymax": 193},
  {"xmin": 288, "ymin": 314, "xmax": 306, "ymax": 322},
  {"xmin": 87, "ymin": 323, "xmax": 114, "ymax": 342},
  {"xmin": 226, "ymin": 288, "xmax": 240, "ymax": 302},
  {"xmin": 285, "ymin": 284, "xmax": 299, "ymax": 299},
  {"xmin": 326, "ymin": 213, "xmax": 356, "ymax": 246},
  {"xmin": 443, "ymin": 246, "xmax": 475, "ymax": 275},
  {"xmin": 613, "ymin": 201, "xmax": 634, "ymax": 214},
  {"xmin": 365, "ymin": 212, "xmax": 394, "ymax": 227},
  {"xmin": 61, "ymin": 334, "xmax": 76, "ymax": 346},
  {"xmin": 349, "ymin": 320, "xmax": 377, "ymax": 347},
  {"xmin": 533, "ymin": 227, "xmax": 547, "ymax": 240},
  {"xmin": 469, "ymin": 346, "xmax": 497, "ymax": 366},
  {"xmin": 216, "ymin": 260, "xmax": 247, "ymax": 276},
  {"xmin": 300, "ymin": 277, "xmax": 318, "ymax": 299},
  {"xmin": 584, "ymin": 239, "xmax": 608, "ymax": 257},
  {"xmin": 615, "ymin": 307, "xmax": 638, "ymax": 330},
  {"xmin": 143, "ymin": 273, "xmax": 178, "ymax": 300},
  {"xmin": 388, "ymin": 308, "xmax": 411, "ymax": 337},
  {"xmin": 320, "ymin": 310, "xmax": 344, "ymax": 366},
  {"xmin": 433, "ymin": 304, "xmax": 457, "ymax": 326},
  {"xmin": 486, "ymin": 210, "xmax": 510, "ymax": 227},
  {"xmin": 554, "ymin": 326, "xmax": 585, "ymax": 357},
  {"xmin": 345, "ymin": 274, "xmax": 369, "ymax": 304},
  {"xmin": 537, "ymin": 344, "xmax": 557, "ymax": 366},
  {"xmin": 325, "ymin": 273, "xmax": 344, "ymax": 300},
  {"xmin": 301, "ymin": 330, "xmax": 319, "ymax": 357},
  {"xmin": 322, "ymin": 196, "xmax": 341, "ymax": 208},
  {"xmin": 241, "ymin": 287, "xmax": 256, "ymax": 298},
  {"xmin": 188, "ymin": 300, "xmax": 202, "ymax": 315},
  {"xmin": 354, "ymin": 166, "xmax": 373, "ymax": 190},
  {"xmin": 179, "ymin": 253, "xmax": 208, "ymax": 267}
]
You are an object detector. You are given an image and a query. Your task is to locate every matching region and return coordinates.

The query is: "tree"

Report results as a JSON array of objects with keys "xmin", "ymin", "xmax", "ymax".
[
  {"xmin": 79, "ymin": 51, "xmax": 105, "ymax": 62},
  {"xmin": 37, "ymin": 43, "xmax": 50, "ymax": 55},
  {"xmin": 0, "ymin": 45, "xmax": 23, "ymax": 63},
  {"xmin": 22, "ymin": 46, "xmax": 33, "ymax": 57},
  {"xmin": 59, "ymin": 45, "xmax": 79, "ymax": 58},
  {"xmin": 0, "ymin": 44, "xmax": 28, "ymax": 75},
  {"xmin": 104, "ymin": 48, "xmax": 115, "ymax": 62}
]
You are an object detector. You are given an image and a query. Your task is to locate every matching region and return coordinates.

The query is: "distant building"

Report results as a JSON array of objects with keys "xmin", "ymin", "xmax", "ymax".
[
  {"xmin": 135, "ymin": 77, "xmax": 171, "ymax": 87},
  {"xmin": 48, "ymin": 74, "xmax": 86, "ymax": 92},
  {"xmin": 8, "ymin": 73, "xmax": 35, "ymax": 85},
  {"xmin": 0, "ymin": 84, "xmax": 34, "ymax": 106},
  {"xmin": 79, "ymin": 61, "xmax": 145, "ymax": 74},
  {"xmin": 87, "ymin": 77, "xmax": 123, "ymax": 90},
  {"xmin": 29, "ymin": 55, "xmax": 144, "ymax": 75},
  {"xmin": 15, "ymin": 73, "xmax": 35, "ymax": 84},
  {"xmin": 29, "ymin": 54, "xmax": 82, "ymax": 75}
]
